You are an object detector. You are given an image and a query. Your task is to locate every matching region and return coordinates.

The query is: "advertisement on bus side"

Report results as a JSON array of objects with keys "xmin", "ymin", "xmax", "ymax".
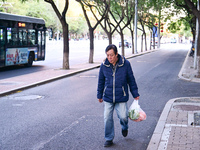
[
  {"xmin": 6, "ymin": 48, "xmax": 29, "ymax": 66},
  {"xmin": 5, "ymin": 48, "xmax": 37, "ymax": 66}
]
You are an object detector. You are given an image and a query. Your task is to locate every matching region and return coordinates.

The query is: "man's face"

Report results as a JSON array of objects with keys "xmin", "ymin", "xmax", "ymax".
[{"xmin": 106, "ymin": 49, "xmax": 118, "ymax": 65}]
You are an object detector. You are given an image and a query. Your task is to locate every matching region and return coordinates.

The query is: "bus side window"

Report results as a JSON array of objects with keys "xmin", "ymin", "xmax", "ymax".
[
  {"xmin": 42, "ymin": 31, "xmax": 45, "ymax": 45},
  {"xmin": 28, "ymin": 29, "xmax": 35, "ymax": 46},
  {"xmin": 6, "ymin": 28, "xmax": 18, "ymax": 46},
  {"xmin": 19, "ymin": 30, "xmax": 23, "ymax": 46},
  {"xmin": 7, "ymin": 28, "xmax": 12, "ymax": 46},
  {"xmin": 19, "ymin": 29, "xmax": 28, "ymax": 46},
  {"xmin": 38, "ymin": 31, "xmax": 41, "ymax": 45},
  {"xmin": 22, "ymin": 29, "xmax": 27, "ymax": 45},
  {"xmin": 12, "ymin": 28, "xmax": 18, "ymax": 46},
  {"xmin": 0, "ymin": 29, "xmax": 4, "ymax": 44}
]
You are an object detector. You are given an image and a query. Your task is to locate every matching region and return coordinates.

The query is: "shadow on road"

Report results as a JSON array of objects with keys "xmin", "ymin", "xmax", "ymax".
[{"xmin": 0, "ymin": 65, "xmax": 45, "ymax": 79}]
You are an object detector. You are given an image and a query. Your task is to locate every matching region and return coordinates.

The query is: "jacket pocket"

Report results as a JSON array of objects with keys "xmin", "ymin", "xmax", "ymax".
[{"xmin": 122, "ymin": 86, "xmax": 126, "ymax": 96}]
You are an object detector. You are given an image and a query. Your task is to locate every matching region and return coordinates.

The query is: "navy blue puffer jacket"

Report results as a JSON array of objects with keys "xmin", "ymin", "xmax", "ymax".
[{"xmin": 97, "ymin": 54, "xmax": 139, "ymax": 103}]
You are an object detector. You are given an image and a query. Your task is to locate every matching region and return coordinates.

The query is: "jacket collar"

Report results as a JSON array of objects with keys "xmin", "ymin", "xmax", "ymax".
[{"xmin": 103, "ymin": 54, "xmax": 125, "ymax": 67}]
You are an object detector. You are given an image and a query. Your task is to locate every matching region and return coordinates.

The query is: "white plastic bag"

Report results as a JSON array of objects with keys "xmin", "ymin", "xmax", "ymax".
[{"xmin": 128, "ymin": 100, "xmax": 146, "ymax": 122}]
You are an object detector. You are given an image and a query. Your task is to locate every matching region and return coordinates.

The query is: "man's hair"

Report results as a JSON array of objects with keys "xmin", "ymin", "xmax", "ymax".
[{"xmin": 105, "ymin": 44, "xmax": 118, "ymax": 55}]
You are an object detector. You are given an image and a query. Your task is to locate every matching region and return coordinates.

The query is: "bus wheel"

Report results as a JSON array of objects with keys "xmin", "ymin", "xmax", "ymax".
[{"xmin": 25, "ymin": 53, "xmax": 34, "ymax": 67}]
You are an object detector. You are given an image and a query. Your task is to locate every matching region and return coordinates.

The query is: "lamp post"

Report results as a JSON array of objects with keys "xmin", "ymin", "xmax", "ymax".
[
  {"xmin": 158, "ymin": 9, "xmax": 161, "ymax": 48},
  {"xmin": 194, "ymin": 0, "xmax": 199, "ymax": 69},
  {"xmin": 134, "ymin": 0, "xmax": 138, "ymax": 54},
  {"xmin": 56, "ymin": 0, "xmax": 60, "ymax": 41}
]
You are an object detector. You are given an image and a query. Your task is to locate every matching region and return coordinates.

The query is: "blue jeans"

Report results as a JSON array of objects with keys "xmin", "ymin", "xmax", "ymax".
[{"xmin": 104, "ymin": 101, "xmax": 128, "ymax": 141}]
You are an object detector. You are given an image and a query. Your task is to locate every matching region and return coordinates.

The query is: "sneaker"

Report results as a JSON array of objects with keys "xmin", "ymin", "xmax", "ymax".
[
  {"xmin": 104, "ymin": 140, "xmax": 113, "ymax": 147},
  {"xmin": 122, "ymin": 129, "xmax": 128, "ymax": 137}
]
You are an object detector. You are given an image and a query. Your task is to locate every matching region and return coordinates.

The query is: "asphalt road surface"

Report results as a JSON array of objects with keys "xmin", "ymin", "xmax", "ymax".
[{"xmin": 1, "ymin": 43, "xmax": 200, "ymax": 150}]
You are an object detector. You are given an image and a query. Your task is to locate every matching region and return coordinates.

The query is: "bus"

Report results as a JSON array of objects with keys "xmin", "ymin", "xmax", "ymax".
[{"xmin": 0, "ymin": 12, "xmax": 46, "ymax": 67}]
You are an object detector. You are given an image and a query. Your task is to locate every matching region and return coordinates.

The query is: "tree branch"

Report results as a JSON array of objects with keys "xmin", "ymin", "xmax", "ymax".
[{"xmin": 184, "ymin": 0, "xmax": 200, "ymax": 19}]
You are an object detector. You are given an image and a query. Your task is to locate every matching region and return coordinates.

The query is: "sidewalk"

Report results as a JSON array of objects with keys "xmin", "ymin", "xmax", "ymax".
[
  {"xmin": 147, "ymin": 51, "xmax": 200, "ymax": 150},
  {"xmin": 178, "ymin": 51, "xmax": 200, "ymax": 83}
]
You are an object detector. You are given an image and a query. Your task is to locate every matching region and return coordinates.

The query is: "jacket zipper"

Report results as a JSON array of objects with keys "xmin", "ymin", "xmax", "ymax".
[
  {"xmin": 112, "ymin": 66, "xmax": 116, "ymax": 103},
  {"xmin": 122, "ymin": 86, "xmax": 126, "ymax": 96}
]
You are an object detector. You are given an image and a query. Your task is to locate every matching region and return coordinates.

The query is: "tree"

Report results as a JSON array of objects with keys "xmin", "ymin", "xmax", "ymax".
[
  {"xmin": 183, "ymin": 0, "xmax": 200, "ymax": 76},
  {"xmin": 109, "ymin": 0, "xmax": 133, "ymax": 56},
  {"xmin": 76, "ymin": 0, "xmax": 108, "ymax": 63},
  {"xmin": 124, "ymin": 0, "xmax": 136, "ymax": 54},
  {"xmin": 135, "ymin": 1, "xmax": 157, "ymax": 50},
  {"xmin": 149, "ymin": 19, "xmax": 157, "ymax": 50},
  {"xmin": 138, "ymin": 15, "xmax": 147, "ymax": 52},
  {"xmin": 137, "ymin": 2, "xmax": 152, "ymax": 52},
  {"xmin": 155, "ymin": 0, "xmax": 200, "ymax": 76},
  {"xmin": 44, "ymin": 0, "xmax": 69, "ymax": 69},
  {"xmin": 91, "ymin": 0, "xmax": 114, "ymax": 44},
  {"xmin": 172, "ymin": 0, "xmax": 196, "ymax": 41}
]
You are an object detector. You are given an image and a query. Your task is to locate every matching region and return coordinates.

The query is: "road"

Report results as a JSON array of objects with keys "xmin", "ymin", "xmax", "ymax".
[{"xmin": 1, "ymin": 43, "xmax": 200, "ymax": 150}]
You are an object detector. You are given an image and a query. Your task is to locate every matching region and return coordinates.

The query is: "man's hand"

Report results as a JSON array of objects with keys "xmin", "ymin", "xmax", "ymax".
[
  {"xmin": 98, "ymin": 99, "xmax": 103, "ymax": 103},
  {"xmin": 134, "ymin": 96, "xmax": 139, "ymax": 100}
]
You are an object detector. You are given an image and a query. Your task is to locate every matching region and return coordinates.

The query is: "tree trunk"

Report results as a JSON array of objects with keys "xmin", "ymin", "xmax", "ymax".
[
  {"xmin": 196, "ymin": 21, "xmax": 200, "ymax": 77},
  {"xmin": 141, "ymin": 34, "xmax": 143, "ymax": 52},
  {"xmin": 44, "ymin": 0, "xmax": 69, "ymax": 69},
  {"xmin": 196, "ymin": 56, "xmax": 200, "ymax": 77},
  {"xmin": 144, "ymin": 33, "xmax": 147, "ymax": 51},
  {"xmin": 107, "ymin": 32, "xmax": 112, "ymax": 45},
  {"xmin": 131, "ymin": 30, "xmax": 134, "ymax": 54},
  {"xmin": 150, "ymin": 31, "xmax": 152, "ymax": 50},
  {"xmin": 153, "ymin": 34, "xmax": 155, "ymax": 49},
  {"xmin": 62, "ymin": 23, "xmax": 69, "ymax": 69},
  {"xmin": 120, "ymin": 33, "xmax": 125, "ymax": 56},
  {"xmin": 89, "ymin": 28, "xmax": 94, "ymax": 63}
]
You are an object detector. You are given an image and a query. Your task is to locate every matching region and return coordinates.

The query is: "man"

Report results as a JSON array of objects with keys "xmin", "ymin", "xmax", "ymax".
[{"xmin": 97, "ymin": 44, "xmax": 140, "ymax": 147}]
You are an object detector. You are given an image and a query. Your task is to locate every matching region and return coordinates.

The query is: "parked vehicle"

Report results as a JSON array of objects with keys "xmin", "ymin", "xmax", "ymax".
[
  {"xmin": 170, "ymin": 38, "xmax": 177, "ymax": 43},
  {"xmin": 119, "ymin": 40, "xmax": 131, "ymax": 48},
  {"xmin": 151, "ymin": 39, "xmax": 158, "ymax": 46}
]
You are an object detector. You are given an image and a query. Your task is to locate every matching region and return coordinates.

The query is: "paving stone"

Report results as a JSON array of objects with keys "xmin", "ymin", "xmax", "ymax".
[
  {"xmin": 166, "ymin": 111, "xmax": 188, "ymax": 125},
  {"xmin": 166, "ymin": 126, "xmax": 200, "ymax": 149}
]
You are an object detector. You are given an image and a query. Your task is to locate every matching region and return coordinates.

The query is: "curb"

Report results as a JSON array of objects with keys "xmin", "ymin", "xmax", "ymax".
[
  {"xmin": 178, "ymin": 49, "xmax": 200, "ymax": 83},
  {"xmin": 0, "ymin": 64, "xmax": 100, "ymax": 97},
  {"xmin": 146, "ymin": 97, "xmax": 183, "ymax": 150},
  {"xmin": 178, "ymin": 49, "xmax": 191, "ymax": 82},
  {"xmin": 126, "ymin": 49, "xmax": 159, "ymax": 60}
]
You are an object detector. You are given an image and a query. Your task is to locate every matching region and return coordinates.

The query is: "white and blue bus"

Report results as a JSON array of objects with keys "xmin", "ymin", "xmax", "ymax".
[{"xmin": 0, "ymin": 12, "xmax": 46, "ymax": 67}]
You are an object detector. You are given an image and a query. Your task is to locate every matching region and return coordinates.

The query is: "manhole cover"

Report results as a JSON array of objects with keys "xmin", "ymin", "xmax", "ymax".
[
  {"xmin": 7, "ymin": 95, "xmax": 44, "ymax": 101},
  {"xmin": 173, "ymin": 105, "xmax": 200, "ymax": 111}
]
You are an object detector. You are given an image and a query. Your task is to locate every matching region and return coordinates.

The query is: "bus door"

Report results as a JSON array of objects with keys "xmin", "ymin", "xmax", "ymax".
[
  {"xmin": 0, "ymin": 28, "xmax": 6, "ymax": 67},
  {"xmin": 37, "ymin": 30, "xmax": 45, "ymax": 60}
]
